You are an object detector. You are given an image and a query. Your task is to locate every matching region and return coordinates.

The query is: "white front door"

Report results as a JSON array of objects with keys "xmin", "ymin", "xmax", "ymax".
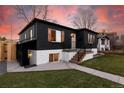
[{"xmin": 71, "ymin": 33, "xmax": 76, "ymax": 49}]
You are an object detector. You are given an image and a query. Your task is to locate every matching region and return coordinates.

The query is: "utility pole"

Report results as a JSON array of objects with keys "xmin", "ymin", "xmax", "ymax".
[
  {"xmin": 10, "ymin": 24, "xmax": 13, "ymax": 40},
  {"xmin": 10, "ymin": 24, "xmax": 13, "ymax": 62}
]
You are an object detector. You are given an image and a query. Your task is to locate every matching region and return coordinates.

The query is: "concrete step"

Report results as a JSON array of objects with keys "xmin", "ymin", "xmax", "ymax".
[
  {"xmin": 73, "ymin": 55, "xmax": 83, "ymax": 58},
  {"xmin": 69, "ymin": 60, "xmax": 80, "ymax": 64},
  {"xmin": 69, "ymin": 51, "xmax": 86, "ymax": 64}
]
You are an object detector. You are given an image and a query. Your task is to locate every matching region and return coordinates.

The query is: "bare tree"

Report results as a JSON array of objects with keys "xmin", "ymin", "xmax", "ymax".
[
  {"xmin": 14, "ymin": 5, "xmax": 49, "ymax": 23},
  {"xmin": 70, "ymin": 8, "xmax": 97, "ymax": 30}
]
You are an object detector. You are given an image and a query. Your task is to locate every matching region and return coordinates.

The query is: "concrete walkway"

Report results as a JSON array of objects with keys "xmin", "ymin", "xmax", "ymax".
[
  {"xmin": 7, "ymin": 62, "xmax": 124, "ymax": 85},
  {"xmin": 68, "ymin": 63, "xmax": 124, "ymax": 85},
  {"xmin": 7, "ymin": 62, "xmax": 71, "ymax": 72}
]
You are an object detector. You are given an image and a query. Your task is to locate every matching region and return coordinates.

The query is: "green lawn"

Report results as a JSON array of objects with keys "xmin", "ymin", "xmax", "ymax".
[
  {"xmin": 0, "ymin": 69, "xmax": 123, "ymax": 88},
  {"xmin": 81, "ymin": 54, "xmax": 124, "ymax": 76}
]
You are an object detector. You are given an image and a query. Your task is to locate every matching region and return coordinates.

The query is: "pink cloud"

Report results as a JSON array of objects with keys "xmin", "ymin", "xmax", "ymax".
[
  {"xmin": 0, "ymin": 5, "xmax": 124, "ymax": 39},
  {"xmin": 95, "ymin": 7, "xmax": 109, "ymax": 24}
]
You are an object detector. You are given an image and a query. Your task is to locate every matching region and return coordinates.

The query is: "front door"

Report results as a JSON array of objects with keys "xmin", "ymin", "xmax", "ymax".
[{"xmin": 71, "ymin": 33, "xmax": 76, "ymax": 49}]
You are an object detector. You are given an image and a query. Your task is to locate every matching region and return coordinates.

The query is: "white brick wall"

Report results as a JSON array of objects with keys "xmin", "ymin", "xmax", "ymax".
[
  {"xmin": 29, "ymin": 48, "xmax": 98, "ymax": 65},
  {"xmin": 30, "ymin": 49, "xmax": 62, "ymax": 65},
  {"xmin": 62, "ymin": 51, "xmax": 77, "ymax": 62}
]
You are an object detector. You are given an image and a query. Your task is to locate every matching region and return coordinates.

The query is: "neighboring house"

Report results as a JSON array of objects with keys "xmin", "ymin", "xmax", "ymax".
[
  {"xmin": 0, "ymin": 40, "xmax": 16, "ymax": 62},
  {"xmin": 17, "ymin": 18, "xmax": 98, "ymax": 66},
  {"xmin": 97, "ymin": 34, "xmax": 110, "ymax": 51},
  {"xmin": 107, "ymin": 32, "xmax": 118, "ymax": 49}
]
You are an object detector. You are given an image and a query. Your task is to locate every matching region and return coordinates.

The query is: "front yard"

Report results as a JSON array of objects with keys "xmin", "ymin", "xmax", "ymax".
[
  {"xmin": 81, "ymin": 54, "xmax": 124, "ymax": 76},
  {"xmin": 0, "ymin": 69, "xmax": 123, "ymax": 88}
]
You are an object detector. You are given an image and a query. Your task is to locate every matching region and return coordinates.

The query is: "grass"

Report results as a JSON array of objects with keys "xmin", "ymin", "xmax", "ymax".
[
  {"xmin": 0, "ymin": 69, "xmax": 123, "ymax": 88},
  {"xmin": 81, "ymin": 54, "xmax": 124, "ymax": 76}
]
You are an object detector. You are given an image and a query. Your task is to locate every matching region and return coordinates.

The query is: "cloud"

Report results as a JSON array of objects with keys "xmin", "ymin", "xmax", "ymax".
[
  {"xmin": 95, "ymin": 6, "xmax": 109, "ymax": 24},
  {"xmin": 0, "ymin": 6, "xmax": 15, "ymax": 23},
  {"xmin": 0, "ymin": 24, "xmax": 11, "ymax": 34},
  {"xmin": 0, "ymin": 5, "xmax": 124, "ymax": 39}
]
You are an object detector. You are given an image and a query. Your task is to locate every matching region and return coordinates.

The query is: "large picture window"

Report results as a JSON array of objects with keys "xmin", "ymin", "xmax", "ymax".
[
  {"xmin": 48, "ymin": 28, "xmax": 64, "ymax": 42},
  {"xmin": 88, "ymin": 34, "xmax": 95, "ymax": 44}
]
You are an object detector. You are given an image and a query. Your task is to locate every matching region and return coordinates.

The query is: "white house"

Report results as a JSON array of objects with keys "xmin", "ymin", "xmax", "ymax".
[{"xmin": 97, "ymin": 34, "xmax": 110, "ymax": 51}]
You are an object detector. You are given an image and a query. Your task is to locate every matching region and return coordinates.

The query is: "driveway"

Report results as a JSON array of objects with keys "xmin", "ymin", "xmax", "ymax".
[
  {"xmin": 7, "ymin": 61, "xmax": 72, "ymax": 72},
  {"xmin": 7, "ymin": 61, "xmax": 23, "ymax": 72},
  {"xmin": 0, "ymin": 61, "xmax": 7, "ymax": 74}
]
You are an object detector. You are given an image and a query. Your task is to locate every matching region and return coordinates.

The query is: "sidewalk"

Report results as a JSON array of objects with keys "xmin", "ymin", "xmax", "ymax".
[{"xmin": 68, "ymin": 63, "xmax": 124, "ymax": 85}]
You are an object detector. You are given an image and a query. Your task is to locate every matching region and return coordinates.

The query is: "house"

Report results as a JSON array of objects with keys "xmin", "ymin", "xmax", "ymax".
[
  {"xmin": 106, "ymin": 32, "xmax": 117, "ymax": 49},
  {"xmin": 17, "ymin": 18, "xmax": 98, "ymax": 66},
  {"xmin": 97, "ymin": 33, "xmax": 110, "ymax": 51},
  {"xmin": 0, "ymin": 40, "xmax": 16, "ymax": 62}
]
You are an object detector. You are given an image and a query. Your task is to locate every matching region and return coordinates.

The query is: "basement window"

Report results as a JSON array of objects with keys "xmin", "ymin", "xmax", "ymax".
[{"xmin": 49, "ymin": 53, "xmax": 59, "ymax": 62}]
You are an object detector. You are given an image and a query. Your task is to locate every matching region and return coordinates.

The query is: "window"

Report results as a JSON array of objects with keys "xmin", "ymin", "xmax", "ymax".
[
  {"xmin": 4, "ymin": 51, "xmax": 7, "ymax": 53},
  {"xmin": 107, "ymin": 40, "xmax": 109, "ymax": 45},
  {"xmin": 101, "ymin": 39, "xmax": 105, "ymax": 45},
  {"xmin": 48, "ymin": 28, "xmax": 64, "ymax": 42},
  {"xmin": 92, "ymin": 35, "xmax": 95, "ymax": 43},
  {"xmin": 25, "ymin": 33, "xmax": 27, "ymax": 40},
  {"xmin": 88, "ymin": 34, "xmax": 95, "ymax": 44},
  {"xmin": 19, "ymin": 34, "xmax": 23, "ymax": 41},
  {"xmin": 21, "ymin": 34, "xmax": 23, "ymax": 41},
  {"xmin": 49, "ymin": 53, "xmax": 59, "ymax": 62},
  {"xmin": 4, "ymin": 57, "xmax": 7, "ymax": 60},
  {"xmin": 30, "ymin": 30, "xmax": 33, "ymax": 39}
]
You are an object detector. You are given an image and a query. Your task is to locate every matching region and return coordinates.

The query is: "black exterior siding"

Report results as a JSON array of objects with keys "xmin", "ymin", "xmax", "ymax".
[
  {"xmin": 17, "ymin": 18, "xmax": 98, "ymax": 66},
  {"xmin": 17, "ymin": 40, "xmax": 37, "ymax": 66},
  {"xmin": 76, "ymin": 30, "xmax": 97, "ymax": 49},
  {"xmin": 36, "ymin": 21, "xmax": 75, "ymax": 50}
]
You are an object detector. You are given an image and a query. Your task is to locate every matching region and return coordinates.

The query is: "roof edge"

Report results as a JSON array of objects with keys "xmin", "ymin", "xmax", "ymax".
[{"xmin": 18, "ymin": 18, "xmax": 98, "ymax": 35}]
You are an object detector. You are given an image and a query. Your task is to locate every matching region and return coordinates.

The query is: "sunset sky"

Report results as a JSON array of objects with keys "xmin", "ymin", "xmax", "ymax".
[{"xmin": 0, "ymin": 5, "xmax": 124, "ymax": 40}]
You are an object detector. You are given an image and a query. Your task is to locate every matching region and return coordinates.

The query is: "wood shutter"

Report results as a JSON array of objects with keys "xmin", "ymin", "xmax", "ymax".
[
  {"xmin": 48, "ymin": 28, "xmax": 51, "ymax": 42},
  {"xmin": 51, "ymin": 30, "xmax": 56, "ymax": 41},
  {"xmin": 61, "ymin": 31, "xmax": 64, "ymax": 42}
]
